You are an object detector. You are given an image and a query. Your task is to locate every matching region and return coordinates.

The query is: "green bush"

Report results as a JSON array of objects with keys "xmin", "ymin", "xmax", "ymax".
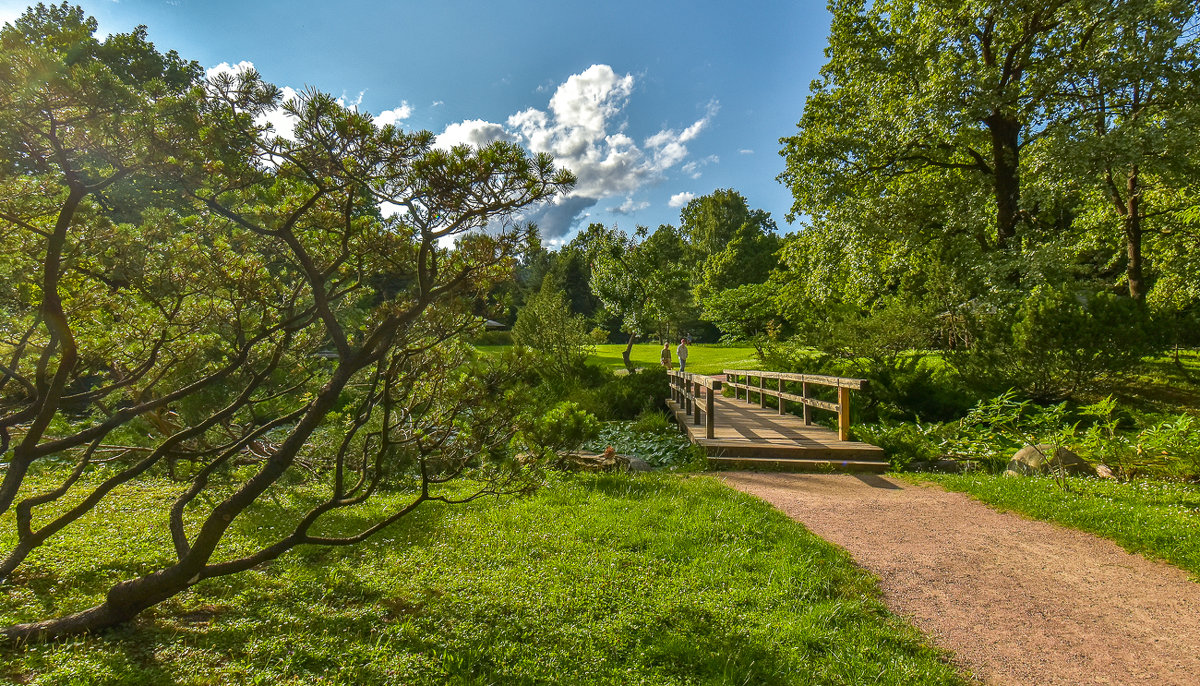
[
  {"xmin": 954, "ymin": 285, "xmax": 1154, "ymax": 401},
  {"xmin": 630, "ymin": 410, "xmax": 675, "ymax": 434},
  {"xmin": 570, "ymin": 368, "xmax": 670, "ymax": 421},
  {"xmin": 757, "ymin": 343, "xmax": 976, "ymax": 423},
  {"xmin": 471, "ymin": 329, "xmax": 513, "ymax": 346},
  {"xmin": 513, "ymin": 285, "xmax": 594, "ymax": 379},
  {"xmin": 853, "ymin": 421, "xmax": 942, "ymax": 470},
  {"xmin": 516, "ymin": 401, "xmax": 601, "ymax": 461}
]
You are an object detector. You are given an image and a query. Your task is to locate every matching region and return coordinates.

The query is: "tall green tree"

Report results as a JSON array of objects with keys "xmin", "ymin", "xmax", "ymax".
[
  {"xmin": 1033, "ymin": 0, "xmax": 1200, "ymax": 299},
  {"xmin": 0, "ymin": 6, "xmax": 572, "ymax": 640},
  {"xmin": 780, "ymin": 0, "xmax": 1113, "ymax": 251},
  {"xmin": 587, "ymin": 224, "xmax": 690, "ymax": 369}
]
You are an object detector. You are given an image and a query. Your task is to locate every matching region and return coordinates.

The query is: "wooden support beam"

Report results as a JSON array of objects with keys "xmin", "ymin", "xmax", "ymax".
[
  {"xmin": 802, "ymin": 381, "xmax": 812, "ymax": 425},
  {"xmin": 777, "ymin": 377, "xmax": 784, "ymax": 415},
  {"xmin": 706, "ymin": 386, "xmax": 716, "ymax": 439},
  {"xmin": 838, "ymin": 386, "xmax": 851, "ymax": 441}
]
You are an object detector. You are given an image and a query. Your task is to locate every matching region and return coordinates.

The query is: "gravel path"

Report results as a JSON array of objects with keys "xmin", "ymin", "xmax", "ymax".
[{"xmin": 720, "ymin": 472, "xmax": 1200, "ymax": 686}]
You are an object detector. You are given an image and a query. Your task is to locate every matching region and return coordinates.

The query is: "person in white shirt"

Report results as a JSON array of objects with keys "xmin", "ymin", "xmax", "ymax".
[{"xmin": 676, "ymin": 338, "xmax": 689, "ymax": 372}]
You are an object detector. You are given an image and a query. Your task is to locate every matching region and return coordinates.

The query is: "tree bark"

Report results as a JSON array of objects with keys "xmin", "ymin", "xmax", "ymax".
[
  {"xmin": 622, "ymin": 332, "xmax": 636, "ymax": 371},
  {"xmin": 1123, "ymin": 166, "xmax": 1144, "ymax": 301},
  {"xmin": 985, "ymin": 111, "xmax": 1022, "ymax": 250}
]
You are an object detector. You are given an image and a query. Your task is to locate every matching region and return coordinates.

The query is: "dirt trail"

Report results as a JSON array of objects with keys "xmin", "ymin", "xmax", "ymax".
[{"xmin": 720, "ymin": 472, "xmax": 1200, "ymax": 686}]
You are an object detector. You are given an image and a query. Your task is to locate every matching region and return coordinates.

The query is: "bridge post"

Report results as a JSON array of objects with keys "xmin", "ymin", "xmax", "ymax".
[
  {"xmin": 777, "ymin": 377, "xmax": 784, "ymax": 415},
  {"xmin": 759, "ymin": 374, "xmax": 765, "ymax": 408},
  {"xmin": 706, "ymin": 380, "xmax": 720, "ymax": 439},
  {"xmin": 802, "ymin": 381, "xmax": 812, "ymax": 425},
  {"xmin": 693, "ymin": 380, "xmax": 702, "ymax": 426},
  {"xmin": 838, "ymin": 386, "xmax": 851, "ymax": 441}
]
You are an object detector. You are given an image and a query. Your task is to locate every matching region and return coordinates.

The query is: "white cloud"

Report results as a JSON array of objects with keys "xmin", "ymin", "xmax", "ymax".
[
  {"xmin": 432, "ymin": 100, "xmax": 444, "ymax": 107},
  {"xmin": 739, "ymin": 148, "xmax": 755, "ymax": 155},
  {"xmin": 668, "ymin": 192, "xmax": 695, "ymax": 208},
  {"xmin": 643, "ymin": 101, "xmax": 718, "ymax": 172},
  {"xmin": 434, "ymin": 65, "xmax": 718, "ymax": 236},
  {"xmin": 376, "ymin": 102, "xmax": 413, "ymax": 127},
  {"xmin": 609, "ymin": 198, "xmax": 650, "ymax": 214},
  {"xmin": 434, "ymin": 119, "xmax": 514, "ymax": 150},
  {"xmin": 205, "ymin": 60, "xmax": 255, "ymax": 81},
  {"xmin": 681, "ymin": 154, "xmax": 719, "ymax": 179}
]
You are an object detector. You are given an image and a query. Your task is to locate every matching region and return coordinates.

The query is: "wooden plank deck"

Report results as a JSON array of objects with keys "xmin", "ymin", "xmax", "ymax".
[{"xmin": 667, "ymin": 392, "xmax": 888, "ymax": 473}]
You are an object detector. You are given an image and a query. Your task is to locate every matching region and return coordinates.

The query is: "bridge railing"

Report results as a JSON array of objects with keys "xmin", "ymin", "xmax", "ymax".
[
  {"xmin": 667, "ymin": 370, "xmax": 723, "ymax": 439},
  {"xmin": 722, "ymin": 370, "xmax": 869, "ymax": 441}
]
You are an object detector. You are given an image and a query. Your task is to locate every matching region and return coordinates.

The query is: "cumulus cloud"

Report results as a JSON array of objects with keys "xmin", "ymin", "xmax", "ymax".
[
  {"xmin": 609, "ymin": 198, "xmax": 650, "ymax": 214},
  {"xmin": 435, "ymin": 65, "xmax": 717, "ymax": 237},
  {"xmin": 205, "ymin": 60, "xmax": 255, "ymax": 81},
  {"xmin": 668, "ymin": 192, "xmax": 695, "ymax": 208},
  {"xmin": 376, "ymin": 102, "xmax": 413, "ymax": 127},
  {"xmin": 434, "ymin": 119, "xmax": 514, "ymax": 150},
  {"xmin": 522, "ymin": 196, "xmax": 599, "ymax": 235}
]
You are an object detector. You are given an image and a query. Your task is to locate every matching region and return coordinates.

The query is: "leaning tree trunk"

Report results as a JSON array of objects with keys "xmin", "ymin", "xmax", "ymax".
[
  {"xmin": 622, "ymin": 332, "xmax": 636, "ymax": 372},
  {"xmin": 1, "ymin": 361, "xmax": 362, "ymax": 642}
]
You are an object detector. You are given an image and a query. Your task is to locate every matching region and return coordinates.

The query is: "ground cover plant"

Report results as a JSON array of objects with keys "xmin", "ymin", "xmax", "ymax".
[
  {"xmin": 0, "ymin": 469, "xmax": 964, "ymax": 685},
  {"xmin": 584, "ymin": 413, "xmax": 704, "ymax": 470},
  {"xmin": 907, "ymin": 473, "xmax": 1200, "ymax": 579}
]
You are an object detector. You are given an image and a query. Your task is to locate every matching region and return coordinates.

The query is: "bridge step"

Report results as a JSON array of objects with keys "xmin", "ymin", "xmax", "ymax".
[{"xmin": 706, "ymin": 455, "xmax": 888, "ymax": 473}]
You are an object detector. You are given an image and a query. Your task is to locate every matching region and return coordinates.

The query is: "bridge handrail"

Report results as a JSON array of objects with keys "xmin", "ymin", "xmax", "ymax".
[
  {"xmin": 721, "ymin": 369, "xmax": 868, "ymax": 391},
  {"xmin": 667, "ymin": 370, "xmax": 722, "ymax": 439},
  {"xmin": 722, "ymin": 369, "xmax": 868, "ymax": 441}
]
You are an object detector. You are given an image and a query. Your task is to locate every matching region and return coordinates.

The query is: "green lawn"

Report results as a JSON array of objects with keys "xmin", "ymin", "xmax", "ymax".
[
  {"xmin": 1, "ymin": 470, "xmax": 963, "ymax": 685},
  {"xmin": 586, "ymin": 343, "xmax": 760, "ymax": 375},
  {"xmin": 906, "ymin": 473, "xmax": 1200, "ymax": 578},
  {"xmin": 474, "ymin": 343, "xmax": 760, "ymax": 376}
]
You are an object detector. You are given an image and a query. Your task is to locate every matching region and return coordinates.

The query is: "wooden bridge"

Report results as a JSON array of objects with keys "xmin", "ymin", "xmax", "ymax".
[{"xmin": 666, "ymin": 369, "xmax": 888, "ymax": 473}]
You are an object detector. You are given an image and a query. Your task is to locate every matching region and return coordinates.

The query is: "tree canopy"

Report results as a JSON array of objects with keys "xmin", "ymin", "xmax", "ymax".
[{"xmin": 0, "ymin": 4, "xmax": 572, "ymax": 640}]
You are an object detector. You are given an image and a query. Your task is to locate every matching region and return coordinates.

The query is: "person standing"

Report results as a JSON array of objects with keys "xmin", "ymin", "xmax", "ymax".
[
  {"xmin": 676, "ymin": 338, "xmax": 689, "ymax": 372},
  {"xmin": 660, "ymin": 341, "xmax": 672, "ymax": 368}
]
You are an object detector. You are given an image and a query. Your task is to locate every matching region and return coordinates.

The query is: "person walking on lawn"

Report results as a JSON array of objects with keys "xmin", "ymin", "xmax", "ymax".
[
  {"xmin": 660, "ymin": 342, "xmax": 672, "ymax": 368},
  {"xmin": 677, "ymin": 338, "xmax": 689, "ymax": 372}
]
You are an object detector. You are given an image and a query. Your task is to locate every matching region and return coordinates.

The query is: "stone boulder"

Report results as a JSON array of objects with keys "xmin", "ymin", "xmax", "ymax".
[
  {"xmin": 559, "ymin": 447, "xmax": 633, "ymax": 472},
  {"xmin": 1004, "ymin": 444, "xmax": 1094, "ymax": 477}
]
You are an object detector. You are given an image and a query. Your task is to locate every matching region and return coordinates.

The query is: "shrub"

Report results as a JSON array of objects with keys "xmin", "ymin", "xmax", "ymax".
[
  {"xmin": 471, "ymin": 329, "xmax": 513, "ymax": 346},
  {"xmin": 630, "ymin": 410, "xmax": 675, "ymax": 434},
  {"xmin": 953, "ymin": 285, "xmax": 1154, "ymax": 401},
  {"xmin": 571, "ymin": 368, "xmax": 670, "ymax": 421},
  {"xmin": 513, "ymin": 285, "xmax": 594, "ymax": 378},
  {"xmin": 517, "ymin": 401, "xmax": 601, "ymax": 461}
]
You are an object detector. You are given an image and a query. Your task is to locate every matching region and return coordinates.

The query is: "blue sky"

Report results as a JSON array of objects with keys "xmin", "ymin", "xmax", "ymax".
[{"xmin": 1, "ymin": 0, "xmax": 832, "ymax": 243}]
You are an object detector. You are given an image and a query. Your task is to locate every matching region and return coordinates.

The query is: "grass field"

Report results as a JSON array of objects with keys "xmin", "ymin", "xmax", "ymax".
[
  {"xmin": 907, "ymin": 473, "xmax": 1200, "ymax": 578},
  {"xmin": 1, "ymin": 470, "xmax": 963, "ymax": 685},
  {"xmin": 474, "ymin": 343, "xmax": 761, "ymax": 376},
  {"xmin": 586, "ymin": 343, "xmax": 760, "ymax": 375}
]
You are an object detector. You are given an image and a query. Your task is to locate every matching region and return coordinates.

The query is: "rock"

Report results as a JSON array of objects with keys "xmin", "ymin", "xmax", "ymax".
[
  {"xmin": 1004, "ymin": 444, "xmax": 1094, "ymax": 477},
  {"xmin": 558, "ymin": 446, "xmax": 631, "ymax": 472},
  {"xmin": 626, "ymin": 456, "xmax": 653, "ymax": 472}
]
